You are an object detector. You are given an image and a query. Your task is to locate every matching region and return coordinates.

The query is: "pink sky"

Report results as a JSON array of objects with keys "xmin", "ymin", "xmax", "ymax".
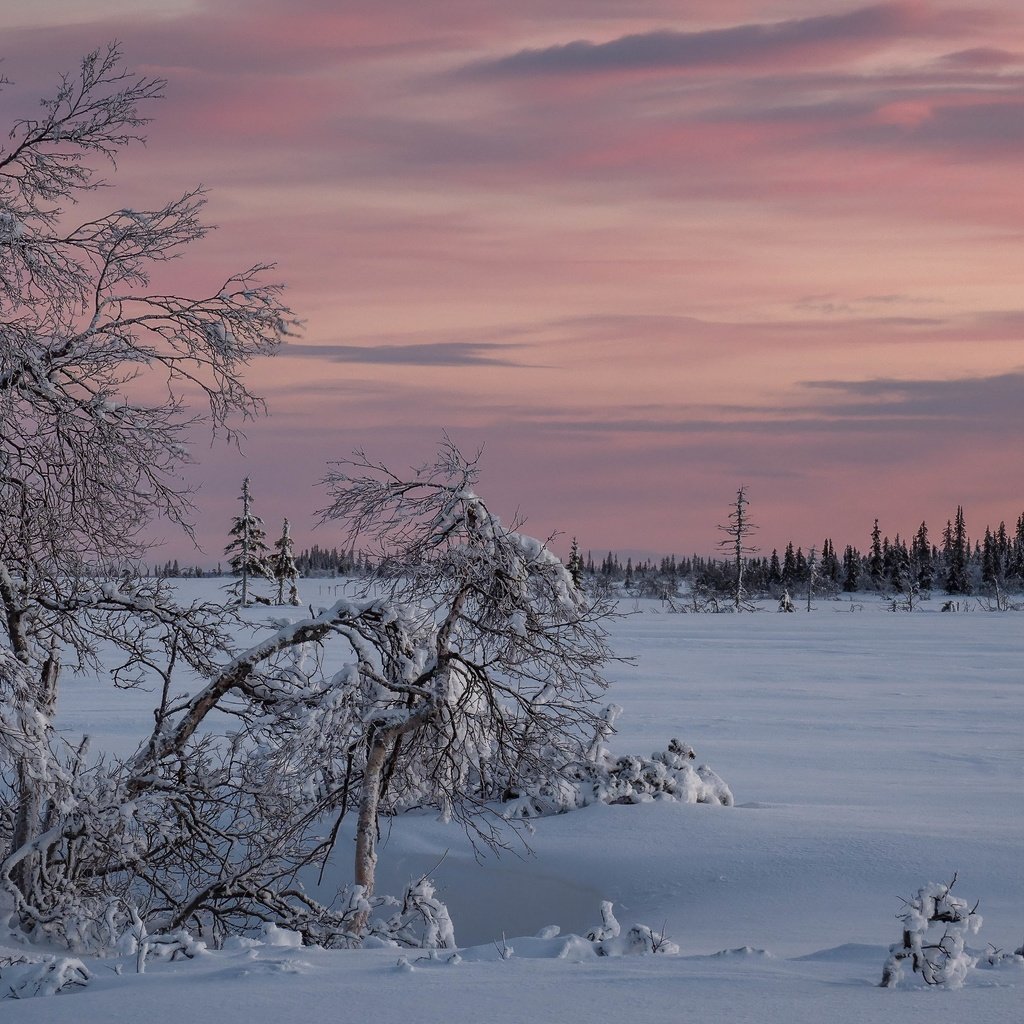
[{"xmin": 4, "ymin": 1, "xmax": 1024, "ymax": 562}]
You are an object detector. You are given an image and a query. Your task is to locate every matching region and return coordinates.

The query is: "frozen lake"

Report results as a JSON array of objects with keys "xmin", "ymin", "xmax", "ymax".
[{"xmin": 11, "ymin": 583, "xmax": 1024, "ymax": 1023}]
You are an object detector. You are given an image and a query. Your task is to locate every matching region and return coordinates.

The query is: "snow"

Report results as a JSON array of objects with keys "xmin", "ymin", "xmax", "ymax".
[{"xmin": 9, "ymin": 584, "xmax": 1024, "ymax": 1021}]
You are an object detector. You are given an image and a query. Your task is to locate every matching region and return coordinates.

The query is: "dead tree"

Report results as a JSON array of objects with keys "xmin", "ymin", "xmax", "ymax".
[{"xmin": 717, "ymin": 486, "xmax": 758, "ymax": 611}]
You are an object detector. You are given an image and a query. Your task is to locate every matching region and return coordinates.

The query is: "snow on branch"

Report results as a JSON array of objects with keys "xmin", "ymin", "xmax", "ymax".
[{"xmin": 881, "ymin": 874, "xmax": 982, "ymax": 988}]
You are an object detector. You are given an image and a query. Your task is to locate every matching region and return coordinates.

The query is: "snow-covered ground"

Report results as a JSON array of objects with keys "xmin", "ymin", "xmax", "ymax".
[{"xmin": 6, "ymin": 584, "xmax": 1024, "ymax": 1022}]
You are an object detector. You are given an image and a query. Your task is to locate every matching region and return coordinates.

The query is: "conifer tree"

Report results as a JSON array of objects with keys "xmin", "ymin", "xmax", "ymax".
[
  {"xmin": 271, "ymin": 517, "xmax": 300, "ymax": 605},
  {"xmin": 869, "ymin": 519, "xmax": 884, "ymax": 590},
  {"xmin": 795, "ymin": 546, "xmax": 808, "ymax": 584},
  {"xmin": 566, "ymin": 538, "xmax": 585, "ymax": 589},
  {"xmin": 981, "ymin": 527, "xmax": 997, "ymax": 588},
  {"xmin": 820, "ymin": 539, "xmax": 840, "ymax": 589},
  {"xmin": 1010, "ymin": 513, "xmax": 1024, "ymax": 584},
  {"xmin": 945, "ymin": 505, "xmax": 970, "ymax": 594},
  {"xmin": 805, "ymin": 546, "xmax": 817, "ymax": 611},
  {"xmin": 782, "ymin": 542, "xmax": 797, "ymax": 589},
  {"xmin": 996, "ymin": 521, "xmax": 1009, "ymax": 577},
  {"xmin": 842, "ymin": 545, "xmax": 860, "ymax": 592},
  {"xmin": 888, "ymin": 537, "xmax": 910, "ymax": 595},
  {"xmin": 912, "ymin": 521, "xmax": 933, "ymax": 592},
  {"xmin": 224, "ymin": 477, "xmax": 272, "ymax": 606}
]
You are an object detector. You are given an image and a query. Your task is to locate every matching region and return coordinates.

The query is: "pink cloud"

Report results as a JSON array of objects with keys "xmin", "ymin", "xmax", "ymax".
[
  {"xmin": 461, "ymin": 3, "xmax": 971, "ymax": 79},
  {"xmin": 4, "ymin": 3, "xmax": 1024, "ymax": 562}
]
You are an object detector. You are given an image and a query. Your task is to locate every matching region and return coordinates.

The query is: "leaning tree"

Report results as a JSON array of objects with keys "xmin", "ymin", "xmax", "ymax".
[
  {"xmin": 314, "ymin": 442, "xmax": 616, "ymax": 924},
  {"xmin": 0, "ymin": 48, "xmax": 620, "ymax": 951}
]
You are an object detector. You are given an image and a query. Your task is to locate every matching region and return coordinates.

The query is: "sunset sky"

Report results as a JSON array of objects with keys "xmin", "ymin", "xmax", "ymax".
[{"xmin": 4, "ymin": 1, "xmax": 1024, "ymax": 563}]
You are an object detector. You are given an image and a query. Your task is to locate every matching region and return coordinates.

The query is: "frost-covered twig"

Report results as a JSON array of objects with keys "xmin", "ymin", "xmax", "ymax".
[{"xmin": 880, "ymin": 874, "xmax": 982, "ymax": 988}]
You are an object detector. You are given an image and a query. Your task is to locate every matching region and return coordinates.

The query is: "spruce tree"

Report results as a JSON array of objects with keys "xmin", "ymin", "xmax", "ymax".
[
  {"xmin": 271, "ymin": 517, "xmax": 300, "ymax": 605},
  {"xmin": 912, "ymin": 521, "xmax": 933, "ymax": 592},
  {"xmin": 981, "ymin": 527, "xmax": 997, "ymax": 588},
  {"xmin": 869, "ymin": 519, "xmax": 884, "ymax": 590},
  {"xmin": 1011, "ymin": 513, "xmax": 1024, "ymax": 585},
  {"xmin": 944, "ymin": 505, "xmax": 970, "ymax": 594},
  {"xmin": 820, "ymin": 538, "xmax": 840, "ymax": 588},
  {"xmin": 567, "ymin": 537, "xmax": 584, "ymax": 589},
  {"xmin": 842, "ymin": 545, "xmax": 860, "ymax": 592},
  {"xmin": 225, "ymin": 476, "xmax": 272, "ymax": 606},
  {"xmin": 795, "ymin": 546, "xmax": 808, "ymax": 584},
  {"xmin": 782, "ymin": 542, "xmax": 797, "ymax": 589}
]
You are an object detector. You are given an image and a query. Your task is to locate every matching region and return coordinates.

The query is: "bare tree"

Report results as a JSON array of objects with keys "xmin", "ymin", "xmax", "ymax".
[
  {"xmin": 316, "ymin": 441, "xmax": 615, "ymax": 923},
  {"xmin": 1, "ymin": 48, "xmax": 616, "ymax": 952},
  {"xmin": 1, "ymin": 44, "xmax": 296, "ymax": 924},
  {"xmin": 717, "ymin": 486, "xmax": 757, "ymax": 611}
]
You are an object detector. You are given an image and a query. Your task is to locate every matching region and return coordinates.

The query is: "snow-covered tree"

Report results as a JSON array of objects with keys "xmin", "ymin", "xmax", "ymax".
[
  {"xmin": 3, "ymin": 429, "xmax": 617, "ymax": 950},
  {"xmin": 804, "ymin": 546, "xmax": 817, "ymax": 611},
  {"xmin": 912, "ymin": 521, "xmax": 934, "ymax": 592},
  {"xmin": 224, "ymin": 477, "xmax": 273, "ymax": 605},
  {"xmin": 567, "ymin": 537, "xmax": 584, "ymax": 589},
  {"xmin": 881, "ymin": 875, "xmax": 981, "ymax": 988},
  {"xmin": 0, "ymin": 44, "xmax": 295, "ymax": 939},
  {"xmin": 314, "ymin": 441, "xmax": 616, "ymax": 924},
  {"xmin": 270, "ymin": 517, "xmax": 300, "ymax": 606},
  {"xmin": 0, "ymin": 48, "xmax": 623, "ymax": 953}
]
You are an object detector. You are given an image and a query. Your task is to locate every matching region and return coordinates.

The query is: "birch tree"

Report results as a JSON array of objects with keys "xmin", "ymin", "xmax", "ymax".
[
  {"xmin": 316, "ymin": 441, "xmax": 615, "ymax": 921},
  {"xmin": 0, "ymin": 46, "xmax": 616, "ymax": 951},
  {"xmin": 0, "ymin": 44, "xmax": 295, "ymax": 925}
]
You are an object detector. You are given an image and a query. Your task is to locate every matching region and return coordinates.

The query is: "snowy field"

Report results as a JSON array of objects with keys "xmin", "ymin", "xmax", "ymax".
[{"xmin": 6, "ymin": 582, "xmax": 1024, "ymax": 1022}]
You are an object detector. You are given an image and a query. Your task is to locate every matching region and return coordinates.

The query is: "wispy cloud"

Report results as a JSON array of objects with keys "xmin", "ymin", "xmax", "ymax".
[
  {"xmin": 281, "ymin": 342, "xmax": 525, "ymax": 367},
  {"xmin": 6, "ymin": 1, "xmax": 1024, "ymax": 556},
  {"xmin": 463, "ymin": 4, "xmax": 951, "ymax": 78},
  {"xmin": 802, "ymin": 369, "xmax": 1024, "ymax": 423}
]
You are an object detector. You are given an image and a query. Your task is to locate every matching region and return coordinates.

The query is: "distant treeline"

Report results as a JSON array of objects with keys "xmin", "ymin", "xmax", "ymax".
[
  {"xmin": 154, "ymin": 507, "xmax": 1024, "ymax": 599},
  {"xmin": 581, "ymin": 508, "xmax": 1024, "ymax": 599},
  {"xmin": 153, "ymin": 545, "xmax": 374, "ymax": 579}
]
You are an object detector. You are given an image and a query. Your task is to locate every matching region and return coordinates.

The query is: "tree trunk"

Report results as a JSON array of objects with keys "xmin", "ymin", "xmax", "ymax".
[
  {"xmin": 9, "ymin": 653, "xmax": 59, "ymax": 901},
  {"xmin": 351, "ymin": 729, "xmax": 394, "ymax": 934}
]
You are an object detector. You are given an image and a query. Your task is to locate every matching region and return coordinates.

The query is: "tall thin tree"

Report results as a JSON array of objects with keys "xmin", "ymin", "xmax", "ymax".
[{"xmin": 717, "ymin": 486, "xmax": 757, "ymax": 611}]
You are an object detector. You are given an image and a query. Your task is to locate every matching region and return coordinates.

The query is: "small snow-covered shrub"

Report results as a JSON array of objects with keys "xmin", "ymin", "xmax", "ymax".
[
  {"xmin": 501, "ymin": 707, "xmax": 733, "ymax": 818},
  {"xmin": 586, "ymin": 901, "xmax": 678, "ymax": 956},
  {"xmin": 980, "ymin": 943, "xmax": 1024, "ymax": 970},
  {"xmin": 598, "ymin": 740, "xmax": 733, "ymax": 807},
  {"xmin": 880, "ymin": 875, "xmax": 981, "ymax": 988},
  {"xmin": 585, "ymin": 900, "xmax": 620, "ymax": 943},
  {"xmin": 1, "ymin": 955, "xmax": 90, "ymax": 999},
  {"xmin": 624, "ymin": 924, "xmax": 680, "ymax": 956},
  {"xmin": 271, "ymin": 878, "xmax": 455, "ymax": 950},
  {"xmin": 372, "ymin": 877, "xmax": 455, "ymax": 950}
]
